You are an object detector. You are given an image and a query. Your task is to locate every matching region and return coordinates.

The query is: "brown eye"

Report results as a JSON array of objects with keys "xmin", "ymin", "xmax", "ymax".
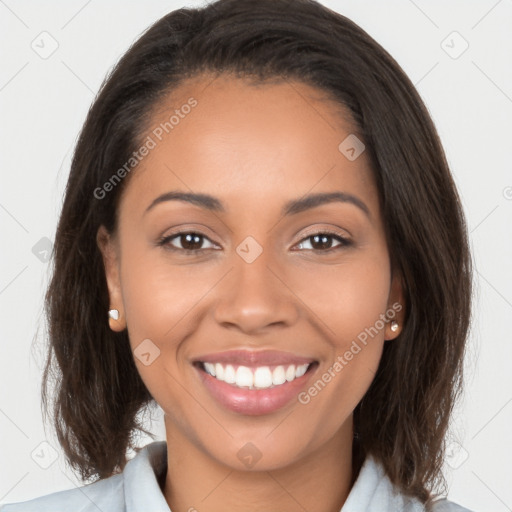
[
  {"xmin": 158, "ymin": 232, "xmax": 217, "ymax": 252},
  {"xmin": 295, "ymin": 232, "xmax": 351, "ymax": 252}
]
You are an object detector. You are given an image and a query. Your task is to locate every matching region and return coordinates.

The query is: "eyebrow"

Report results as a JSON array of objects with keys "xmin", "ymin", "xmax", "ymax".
[{"xmin": 144, "ymin": 190, "xmax": 370, "ymax": 218}]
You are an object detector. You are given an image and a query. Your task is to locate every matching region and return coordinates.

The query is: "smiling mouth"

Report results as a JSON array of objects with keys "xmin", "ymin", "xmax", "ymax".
[{"xmin": 194, "ymin": 361, "xmax": 318, "ymax": 390}]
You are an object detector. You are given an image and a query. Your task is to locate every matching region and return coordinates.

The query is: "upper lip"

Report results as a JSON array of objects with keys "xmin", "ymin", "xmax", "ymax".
[{"xmin": 194, "ymin": 349, "xmax": 316, "ymax": 366}]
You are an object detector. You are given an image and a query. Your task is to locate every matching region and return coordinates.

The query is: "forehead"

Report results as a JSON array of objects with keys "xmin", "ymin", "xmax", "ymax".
[{"xmin": 120, "ymin": 74, "xmax": 379, "ymax": 219}]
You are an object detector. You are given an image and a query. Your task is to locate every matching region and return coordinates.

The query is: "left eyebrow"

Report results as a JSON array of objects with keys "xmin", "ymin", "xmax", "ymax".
[
  {"xmin": 144, "ymin": 190, "xmax": 370, "ymax": 219},
  {"xmin": 282, "ymin": 191, "xmax": 370, "ymax": 219}
]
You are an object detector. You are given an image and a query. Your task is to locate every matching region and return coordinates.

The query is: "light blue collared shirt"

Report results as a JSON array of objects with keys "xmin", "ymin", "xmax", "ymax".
[{"xmin": 0, "ymin": 441, "xmax": 473, "ymax": 511}]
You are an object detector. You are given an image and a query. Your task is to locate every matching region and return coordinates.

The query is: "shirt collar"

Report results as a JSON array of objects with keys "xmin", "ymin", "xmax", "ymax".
[
  {"xmin": 340, "ymin": 455, "xmax": 424, "ymax": 511},
  {"xmin": 123, "ymin": 441, "xmax": 424, "ymax": 512},
  {"xmin": 123, "ymin": 441, "xmax": 170, "ymax": 512}
]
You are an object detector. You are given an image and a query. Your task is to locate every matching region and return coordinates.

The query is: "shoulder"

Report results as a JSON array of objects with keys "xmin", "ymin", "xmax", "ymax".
[
  {"xmin": 0, "ymin": 473, "xmax": 124, "ymax": 512},
  {"xmin": 0, "ymin": 441, "xmax": 169, "ymax": 512},
  {"xmin": 344, "ymin": 455, "xmax": 476, "ymax": 512}
]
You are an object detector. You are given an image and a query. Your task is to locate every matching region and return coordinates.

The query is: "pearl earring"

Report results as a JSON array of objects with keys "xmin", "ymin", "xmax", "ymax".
[
  {"xmin": 390, "ymin": 321, "xmax": 399, "ymax": 332},
  {"xmin": 108, "ymin": 309, "xmax": 119, "ymax": 320}
]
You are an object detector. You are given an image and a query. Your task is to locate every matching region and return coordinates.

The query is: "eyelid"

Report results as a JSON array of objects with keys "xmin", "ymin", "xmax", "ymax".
[
  {"xmin": 158, "ymin": 223, "xmax": 221, "ymax": 242},
  {"xmin": 297, "ymin": 225, "xmax": 351, "ymax": 240}
]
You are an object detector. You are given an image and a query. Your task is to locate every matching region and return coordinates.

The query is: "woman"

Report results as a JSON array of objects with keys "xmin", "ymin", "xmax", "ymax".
[{"xmin": 1, "ymin": 0, "xmax": 474, "ymax": 510}]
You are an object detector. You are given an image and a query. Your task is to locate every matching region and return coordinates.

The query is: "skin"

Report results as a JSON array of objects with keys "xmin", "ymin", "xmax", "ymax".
[{"xmin": 98, "ymin": 74, "xmax": 405, "ymax": 512}]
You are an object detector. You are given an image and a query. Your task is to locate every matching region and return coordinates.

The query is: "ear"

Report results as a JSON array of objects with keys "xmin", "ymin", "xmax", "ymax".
[
  {"xmin": 384, "ymin": 270, "xmax": 406, "ymax": 341},
  {"xmin": 97, "ymin": 225, "xmax": 126, "ymax": 331}
]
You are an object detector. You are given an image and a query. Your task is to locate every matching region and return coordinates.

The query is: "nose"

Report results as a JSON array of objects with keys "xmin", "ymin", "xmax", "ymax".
[{"xmin": 213, "ymin": 246, "xmax": 300, "ymax": 335}]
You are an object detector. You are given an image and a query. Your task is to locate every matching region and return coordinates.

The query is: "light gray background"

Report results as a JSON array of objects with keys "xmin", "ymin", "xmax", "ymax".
[{"xmin": 1, "ymin": 1, "xmax": 511, "ymax": 510}]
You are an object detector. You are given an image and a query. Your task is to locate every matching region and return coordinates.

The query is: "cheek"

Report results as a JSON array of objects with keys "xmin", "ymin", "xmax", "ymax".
[
  {"xmin": 120, "ymin": 252, "xmax": 209, "ymax": 341},
  {"xmin": 118, "ymin": 255, "xmax": 200, "ymax": 423},
  {"xmin": 117, "ymin": 247, "xmax": 220, "ymax": 401},
  {"xmin": 291, "ymin": 255, "xmax": 390, "ymax": 414},
  {"xmin": 292, "ymin": 252, "xmax": 392, "ymax": 344}
]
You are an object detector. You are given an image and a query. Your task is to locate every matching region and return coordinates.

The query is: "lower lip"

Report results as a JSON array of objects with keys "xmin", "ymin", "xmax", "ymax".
[{"xmin": 196, "ymin": 364, "xmax": 317, "ymax": 415}]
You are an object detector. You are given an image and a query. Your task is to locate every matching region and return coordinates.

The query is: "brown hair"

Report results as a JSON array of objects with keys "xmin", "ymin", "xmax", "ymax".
[{"xmin": 42, "ymin": 0, "xmax": 472, "ymax": 503}]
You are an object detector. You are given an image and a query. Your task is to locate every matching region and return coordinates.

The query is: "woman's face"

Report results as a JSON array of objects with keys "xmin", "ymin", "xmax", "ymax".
[{"xmin": 98, "ymin": 74, "xmax": 403, "ymax": 471}]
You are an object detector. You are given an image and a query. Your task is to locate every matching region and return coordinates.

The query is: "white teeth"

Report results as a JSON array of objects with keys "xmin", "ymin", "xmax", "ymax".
[
  {"xmin": 272, "ymin": 365, "xmax": 286, "ymax": 385},
  {"xmin": 224, "ymin": 364, "xmax": 236, "ymax": 384},
  {"xmin": 204, "ymin": 362, "xmax": 216, "ymax": 377},
  {"xmin": 215, "ymin": 363, "xmax": 224, "ymax": 380},
  {"xmin": 202, "ymin": 361, "xmax": 312, "ymax": 389},
  {"xmin": 235, "ymin": 366, "xmax": 254, "ymax": 388},
  {"xmin": 254, "ymin": 367, "xmax": 273, "ymax": 389},
  {"xmin": 295, "ymin": 364, "xmax": 308, "ymax": 378}
]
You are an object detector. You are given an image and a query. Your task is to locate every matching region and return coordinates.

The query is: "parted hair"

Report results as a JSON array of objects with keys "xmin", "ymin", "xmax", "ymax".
[{"xmin": 42, "ymin": 0, "xmax": 472, "ymax": 503}]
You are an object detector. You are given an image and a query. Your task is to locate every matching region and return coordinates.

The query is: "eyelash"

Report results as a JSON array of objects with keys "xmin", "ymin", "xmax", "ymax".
[{"xmin": 156, "ymin": 230, "xmax": 352, "ymax": 254}]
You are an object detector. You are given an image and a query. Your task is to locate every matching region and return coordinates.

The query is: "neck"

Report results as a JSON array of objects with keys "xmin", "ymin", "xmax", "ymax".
[{"xmin": 163, "ymin": 416, "xmax": 354, "ymax": 512}]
